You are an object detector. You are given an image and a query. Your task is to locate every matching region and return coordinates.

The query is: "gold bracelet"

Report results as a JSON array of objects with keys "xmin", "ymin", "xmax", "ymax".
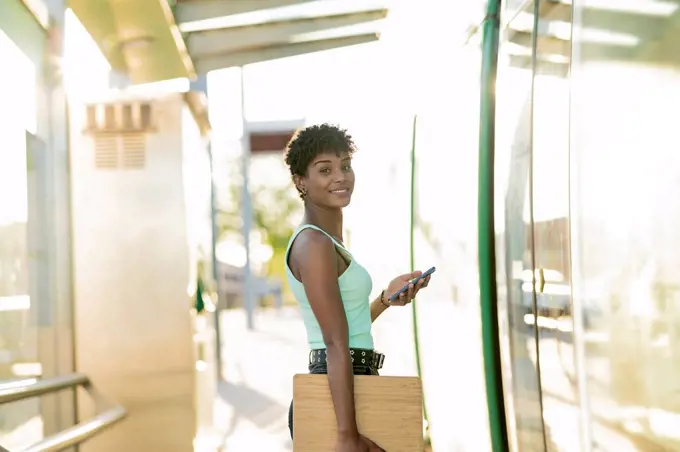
[{"xmin": 380, "ymin": 289, "xmax": 390, "ymax": 308}]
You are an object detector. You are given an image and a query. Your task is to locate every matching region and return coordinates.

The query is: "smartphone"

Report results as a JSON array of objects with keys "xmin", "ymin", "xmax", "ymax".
[{"xmin": 387, "ymin": 266, "xmax": 436, "ymax": 302}]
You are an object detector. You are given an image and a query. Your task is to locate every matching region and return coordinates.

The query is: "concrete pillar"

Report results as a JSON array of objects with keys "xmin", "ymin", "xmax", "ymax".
[
  {"xmin": 39, "ymin": 0, "xmax": 78, "ymax": 444},
  {"xmin": 70, "ymin": 93, "xmax": 199, "ymax": 452}
]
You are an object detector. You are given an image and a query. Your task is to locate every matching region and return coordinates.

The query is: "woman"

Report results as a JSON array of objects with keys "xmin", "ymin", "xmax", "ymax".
[{"xmin": 284, "ymin": 124, "xmax": 430, "ymax": 451}]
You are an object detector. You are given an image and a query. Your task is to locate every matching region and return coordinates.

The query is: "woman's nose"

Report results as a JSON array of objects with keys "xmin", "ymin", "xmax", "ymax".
[{"xmin": 332, "ymin": 169, "xmax": 346, "ymax": 182}]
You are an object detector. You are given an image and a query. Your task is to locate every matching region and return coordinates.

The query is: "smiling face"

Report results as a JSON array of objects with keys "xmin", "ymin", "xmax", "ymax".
[{"xmin": 295, "ymin": 151, "xmax": 355, "ymax": 209}]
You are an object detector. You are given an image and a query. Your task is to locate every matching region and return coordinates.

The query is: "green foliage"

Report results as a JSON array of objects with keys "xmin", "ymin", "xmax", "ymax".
[
  {"xmin": 216, "ymin": 164, "xmax": 301, "ymax": 280},
  {"xmin": 251, "ymin": 183, "xmax": 301, "ymax": 252}
]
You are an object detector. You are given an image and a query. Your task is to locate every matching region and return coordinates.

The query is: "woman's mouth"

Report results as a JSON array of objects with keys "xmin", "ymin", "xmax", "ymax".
[{"xmin": 330, "ymin": 189, "xmax": 350, "ymax": 195}]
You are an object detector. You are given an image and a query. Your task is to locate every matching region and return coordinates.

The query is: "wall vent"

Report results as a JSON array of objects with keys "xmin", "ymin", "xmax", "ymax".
[
  {"xmin": 122, "ymin": 134, "xmax": 146, "ymax": 169},
  {"xmin": 93, "ymin": 133, "xmax": 146, "ymax": 170},
  {"xmin": 94, "ymin": 135, "xmax": 118, "ymax": 169}
]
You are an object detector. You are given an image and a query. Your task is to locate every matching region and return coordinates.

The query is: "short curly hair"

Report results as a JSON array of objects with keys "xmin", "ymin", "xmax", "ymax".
[{"xmin": 284, "ymin": 123, "xmax": 357, "ymax": 179}]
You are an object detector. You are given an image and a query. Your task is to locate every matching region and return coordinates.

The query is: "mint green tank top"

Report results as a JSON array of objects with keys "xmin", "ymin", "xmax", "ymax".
[{"xmin": 285, "ymin": 224, "xmax": 374, "ymax": 350}]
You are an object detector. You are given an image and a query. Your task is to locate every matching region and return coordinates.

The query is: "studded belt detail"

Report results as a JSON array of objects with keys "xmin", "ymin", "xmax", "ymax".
[{"xmin": 309, "ymin": 348, "xmax": 385, "ymax": 369}]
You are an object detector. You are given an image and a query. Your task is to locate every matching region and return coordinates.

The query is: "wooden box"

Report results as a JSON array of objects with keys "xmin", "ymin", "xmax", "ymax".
[{"xmin": 293, "ymin": 374, "xmax": 424, "ymax": 451}]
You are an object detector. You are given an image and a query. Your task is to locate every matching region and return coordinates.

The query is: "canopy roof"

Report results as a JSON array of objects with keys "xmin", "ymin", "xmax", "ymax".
[{"xmin": 70, "ymin": 0, "xmax": 389, "ymax": 84}]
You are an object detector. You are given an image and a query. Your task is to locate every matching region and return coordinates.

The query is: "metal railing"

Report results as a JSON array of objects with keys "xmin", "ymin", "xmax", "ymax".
[{"xmin": 0, "ymin": 373, "xmax": 127, "ymax": 452}]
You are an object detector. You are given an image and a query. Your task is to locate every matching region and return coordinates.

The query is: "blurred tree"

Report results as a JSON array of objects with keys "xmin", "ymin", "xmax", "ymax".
[{"xmin": 216, "ymin": 160, "xmax": 301, "ymax": 303}]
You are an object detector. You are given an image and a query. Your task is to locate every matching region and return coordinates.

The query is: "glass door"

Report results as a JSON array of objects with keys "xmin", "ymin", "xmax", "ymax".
[
  {"xmin": 0, "ymin": 26, "xmax": 41, "ymax": 450},
  {"xmin": 494, "ymin": 1, "xmax": 548, "ymax": 450},
  {"xmin": 570, "ymin": 0, "xmax": 680, "ymax": 450}
]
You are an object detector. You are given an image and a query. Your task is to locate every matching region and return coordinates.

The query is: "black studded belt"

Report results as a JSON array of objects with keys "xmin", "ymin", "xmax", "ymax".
[{"xmin": 309, "ymin": 348, "xmax": 385, "ymax": 370}]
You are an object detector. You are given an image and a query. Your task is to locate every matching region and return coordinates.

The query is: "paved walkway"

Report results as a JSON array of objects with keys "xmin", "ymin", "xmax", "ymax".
[{"xmin": 214, "ymin": 308, "xmax": 304, "ymax": 451}]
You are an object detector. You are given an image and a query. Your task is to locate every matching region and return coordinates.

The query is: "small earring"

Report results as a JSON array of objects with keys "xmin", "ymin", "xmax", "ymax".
[{"xmin": 300, "ymin": 187, "xmax": 307, "ymax": 197}]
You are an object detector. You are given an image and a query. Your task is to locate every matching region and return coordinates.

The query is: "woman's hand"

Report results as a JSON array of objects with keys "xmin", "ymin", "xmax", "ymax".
[
  {"xmin": 384, "ymin": 270, "xmax": 431, "ymax": 307},
  {"xmin": 336, "ymin": 433, "xmax": 385, "ymax": 452}
]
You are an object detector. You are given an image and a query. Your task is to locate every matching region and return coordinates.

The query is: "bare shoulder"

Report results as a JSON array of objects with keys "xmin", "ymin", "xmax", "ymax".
[{"xmin": 290, "ymin": 228, "xmax": 336, "ymax": 274}]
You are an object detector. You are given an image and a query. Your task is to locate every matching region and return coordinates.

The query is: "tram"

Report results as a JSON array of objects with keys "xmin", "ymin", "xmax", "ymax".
[{"xmin": 388, "ymin": 0, "xmax": 680, "ymax": 450}]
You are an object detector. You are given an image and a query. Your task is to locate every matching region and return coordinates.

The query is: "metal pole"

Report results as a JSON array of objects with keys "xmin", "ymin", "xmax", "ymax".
[
  {"xmin": 240, "ymin": 67, "xmax": 254, "ymax": 330},
  {"xmin": 207, "ymin": 142, "xmax": 223, "ymax": 378},
  {"xmin": 478, "ymin": 0, "xmax": 510, "ymax": 450},
  {"xmin": 190, "ymin": 73, "xmax": 223, "ymax": 376},
  {"xmin": 408, "ymin": 115, "xmax": 431, "ymax": 438}
]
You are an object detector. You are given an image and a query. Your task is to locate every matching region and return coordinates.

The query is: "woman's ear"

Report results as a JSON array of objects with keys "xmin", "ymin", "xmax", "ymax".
[{"xmin": 293, "ymin": 175, "xmax": 305, "ymax": 193}]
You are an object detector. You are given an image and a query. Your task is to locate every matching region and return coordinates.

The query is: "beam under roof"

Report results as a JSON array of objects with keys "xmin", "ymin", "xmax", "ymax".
[
  {"xmin": 175, "ymin": 0, "xmax": 317, "ymax": 25},
  {"xmin": 70, "ymin": 0, "xmax": 390, "ymax": 84},
  {"xmin": 193, "ymin": 33, "xmax": 378, "ymax": 73},
  {"xmin": 69, "ymin": 0, "xmax": 127, "ymax": 72},
  {"xmin": 187, "ymin": 9, "xmax": 387, "ymax": 57},
  {"xmin": 70, "ymin": 0, "xmax": 195, "ymax": 84}
]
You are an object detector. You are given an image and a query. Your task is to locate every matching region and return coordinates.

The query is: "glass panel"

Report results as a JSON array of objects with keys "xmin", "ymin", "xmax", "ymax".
[
  {"xmin": 0, "ymin": 398, "xmax": 41, "ymax": 450},
  {"xmin": 0, "ymin": 27, "xmax": 41, "ymax": 448},
  {"xmin": 532, "ymin": 43, "xmax": 581, "ymax": 452},
  {"xmin": 571, "ymin": 0, "xmax": 680, "ymax": 450},
  {"xmin": 495, "ymin": 2, "xmax": 548, "ymax": 450}
]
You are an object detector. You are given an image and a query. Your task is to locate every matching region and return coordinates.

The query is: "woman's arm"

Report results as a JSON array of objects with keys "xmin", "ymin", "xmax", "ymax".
[
  {"xmin": 292, "ymin": 229, "xmax": 360, "ymax": 439},
  {"xmin": 370, "ymin": 291, "xmax": 389, "ymax": 323}
]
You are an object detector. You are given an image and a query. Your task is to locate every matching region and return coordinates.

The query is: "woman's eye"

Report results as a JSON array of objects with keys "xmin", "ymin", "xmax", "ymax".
[
  {"xmin": 320, "ymin": 168, "xmax": 331, "ymax": 174},
  {"xmin": 342, "ymin": 165, "xmax": 352, "ymax": 172}
]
